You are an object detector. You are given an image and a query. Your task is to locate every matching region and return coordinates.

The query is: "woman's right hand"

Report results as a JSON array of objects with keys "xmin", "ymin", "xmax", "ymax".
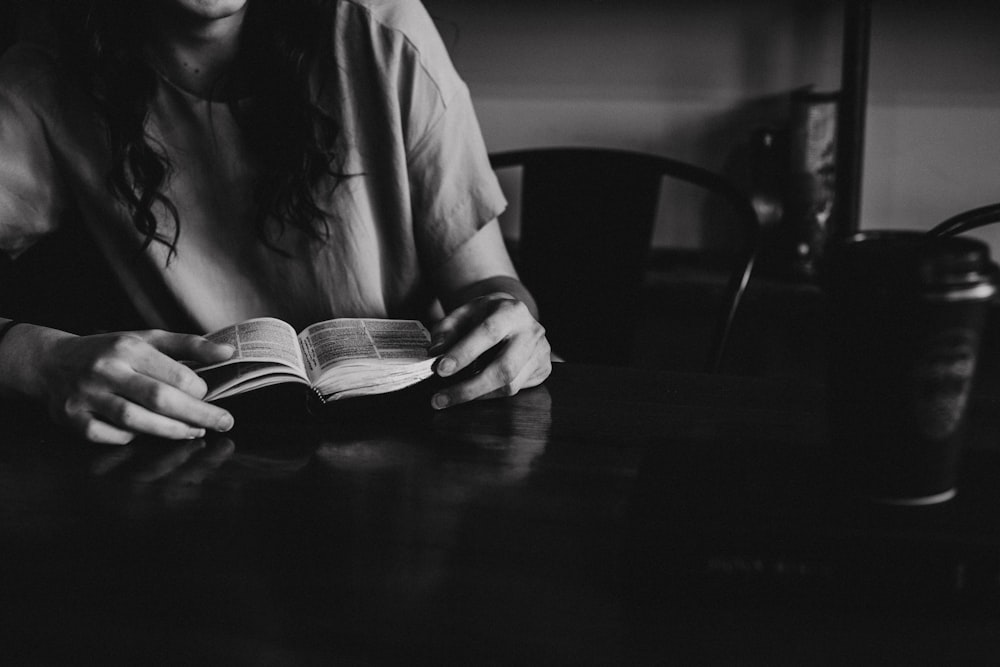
[{"xmin": 13, "ymin": 326, "xmax": 236, "ymax": 445}]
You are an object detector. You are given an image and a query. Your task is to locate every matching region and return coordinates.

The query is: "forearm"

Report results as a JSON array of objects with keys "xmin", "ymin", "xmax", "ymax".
[
  {"xmin": 432, "ymin": 221, "xmax": 540, "ymax": 320},
  {"xmin": 440, "ymin": 275, "xmax": 539, "ymax": 321},
  {"xmin": 0, "ymin": 319, "xmax": 72, "ymax": 400}
]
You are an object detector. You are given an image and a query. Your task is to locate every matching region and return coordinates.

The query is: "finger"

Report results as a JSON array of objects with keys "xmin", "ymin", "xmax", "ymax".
[
  {"xmin": 433, "ymin": 337, "xmax": 539, "ymax": 409},
  {"xmin": 133, "ymin": 352, "xmax": 211, "ymax": 399},
  {"xmin": 429, "ymin": 303, "xmax": 474, "ymax": 354},
  {"xmin": 523, "ymin": 345, "xmax": 553, "ymax": 388},
  {"xmin": 455, "ymin": 359, "xmax": 540, "ymax": 404},
  {"xmin": 97, "ymin": 334, "xmax": 211, "ymax": 398},
  {"xmin": 78, "ymin": 348, "xmax": 233, "ymax": 432},
  {"xmin": 478, "ymin": 353, "xmax": 552, "ymax": 399},
  {"xmin": 90, "ymin": 392, "xmax": 209, "ymax": 441},
  {"xmin": 118, "ymin": 372, "xmax": 233, "ymax": 432},
  {"xmin": 435, "ymin": 301, "xmax": 525, "ymax": 378},
  {"xmin": 142, "ymin": 330, "xmax": 236, "ymax": 365},
  {"xmin": 436, "ymin": 332, "xmax": 551, "ymax": 409},
  {"xmin": 65, "ymin": 410, "xmax": 136, "ymax": 446}
]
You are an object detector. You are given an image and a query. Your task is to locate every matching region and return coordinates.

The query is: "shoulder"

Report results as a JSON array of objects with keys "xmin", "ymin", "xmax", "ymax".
[
  {"xmin": 0, "ymin": 41, "xmax": 75, "ymax": 140},
  {"xmin": 0, "ymin": 39, "xmax": 104, "ymax": 175},
  {"xmin": 335, "ymin": 0, "xmax": 462, "ymax": 98},
  {"xmin": 0, "ymin": 41, "xmax": 61, "ymax": 101},
  {"xmin": 338, "ymin": 0, "xmax": 437, "ymax": 35}
]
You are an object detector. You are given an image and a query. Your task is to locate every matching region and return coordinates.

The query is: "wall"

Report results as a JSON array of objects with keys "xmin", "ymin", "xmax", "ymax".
[
  {"xmin": 424, "ymin": 0, "xmax": 1000, "ymax": 257},
  {"xmin": 864, "ymin": 1, "xmax": 1000, "ymax": 250}
]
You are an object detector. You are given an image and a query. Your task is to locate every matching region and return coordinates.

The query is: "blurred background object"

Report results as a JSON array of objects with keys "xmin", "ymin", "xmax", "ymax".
[{"xmin": 746, "ymin": 87, "xmax": 839, "ymax": 282}]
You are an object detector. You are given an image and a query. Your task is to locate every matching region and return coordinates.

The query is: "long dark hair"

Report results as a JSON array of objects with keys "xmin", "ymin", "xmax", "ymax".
[{"xmin": 52, "ymin": 0, "xmax": 346, "ymax": 261}]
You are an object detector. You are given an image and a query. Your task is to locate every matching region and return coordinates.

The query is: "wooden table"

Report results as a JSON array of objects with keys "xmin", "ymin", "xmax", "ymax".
[{"xmin": 1, "ymin": 364, "xmax": 999, "ymax": 664}]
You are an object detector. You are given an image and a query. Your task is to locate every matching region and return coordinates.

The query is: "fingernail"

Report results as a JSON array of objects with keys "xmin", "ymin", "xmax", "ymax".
[
  {"xmin": 216, "ymin": 414, "xmax": 234, "ymax": 432},
  {"xmin": 436, "ymin": 358, "xmax": 456, "ymax": 376},
  {"xmin": 187, "ymin": 428, "xmax": 206, "ymax": 440},
  {"xmin": 219, "ymin": 344, "xmax": 236, "ymax": 357},
  {"xmin": 431, "ymin": 393, "xmax": 450, "ymax": 410}
]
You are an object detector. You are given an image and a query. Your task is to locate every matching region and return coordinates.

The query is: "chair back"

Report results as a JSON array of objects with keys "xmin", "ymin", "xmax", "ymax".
[{"xmin": 491, "ymin": 147, "xmax": 759, "ymax": 370}]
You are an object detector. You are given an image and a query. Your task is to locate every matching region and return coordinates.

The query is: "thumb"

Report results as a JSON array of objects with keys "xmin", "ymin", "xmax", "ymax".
[
  {"xmin": 429, "ymin": 318, "xmax": 461, "ymax": 355},
  {"xmin": 142, "ymin": 330, "xmax": 236, "ymax": 364},
  {"xmin": 430, "ymin": 301, "xmax": 478, "ymax": 354}
]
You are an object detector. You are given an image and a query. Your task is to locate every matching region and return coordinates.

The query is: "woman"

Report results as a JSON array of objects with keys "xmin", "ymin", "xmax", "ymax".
[{"xmin": 0, "ymin": 0, "xmax": 551, "ymax": 444}]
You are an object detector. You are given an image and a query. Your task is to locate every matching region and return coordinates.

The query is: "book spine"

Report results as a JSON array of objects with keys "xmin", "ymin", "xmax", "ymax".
[{"xmin": 310, "ymin": 385, "xmax": 327, "ymax": 405}]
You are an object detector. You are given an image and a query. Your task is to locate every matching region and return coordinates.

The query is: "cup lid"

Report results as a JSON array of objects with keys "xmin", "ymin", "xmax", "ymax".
[{"xmin": 823, "ymin": 230, "xmax": 996, "ymax": 292}]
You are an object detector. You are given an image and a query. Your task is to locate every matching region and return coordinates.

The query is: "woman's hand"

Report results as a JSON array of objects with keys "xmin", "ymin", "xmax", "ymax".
[
  {"xmin": 428, "ymin": 292, "xmax": 551, "ymax": 409},
  {"xmin": 24, "ymin": 327, "xmax": 236, "ymax": 445}
]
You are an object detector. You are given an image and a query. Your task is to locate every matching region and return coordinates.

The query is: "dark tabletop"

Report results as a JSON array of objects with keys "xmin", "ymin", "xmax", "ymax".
[{"xmin": 2, "ymin": 363, "xmax": 1000, "ymax": 665}]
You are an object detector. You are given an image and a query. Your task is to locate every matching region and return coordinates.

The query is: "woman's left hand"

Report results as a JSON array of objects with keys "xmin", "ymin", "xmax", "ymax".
[{"xmin": 428, "ymin": 292, "xmax": 551, "ymax": 409}]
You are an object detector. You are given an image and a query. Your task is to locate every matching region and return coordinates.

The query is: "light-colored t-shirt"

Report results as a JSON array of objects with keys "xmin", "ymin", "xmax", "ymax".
[{"xmin": 0, "ymin": 0, "xmax": 506, "ymax": 333}]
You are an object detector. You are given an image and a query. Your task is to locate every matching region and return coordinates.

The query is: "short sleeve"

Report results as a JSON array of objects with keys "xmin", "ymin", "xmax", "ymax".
[
  {"xmin": 0, "ymin": 45, "xmax": 66, "ymax": 259},
  {"xmin": 407, "ymin": 82, "xmax": 507, "ymax": 270},
  {"xmin": 378, "ymin": 1, "xmax": 506, "ymax": 269}
]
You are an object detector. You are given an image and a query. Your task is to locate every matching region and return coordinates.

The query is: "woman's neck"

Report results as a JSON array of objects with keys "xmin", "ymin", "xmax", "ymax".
[{"xmin": 146, "ymin": 6, "xmax": 247, "ymax": 99}]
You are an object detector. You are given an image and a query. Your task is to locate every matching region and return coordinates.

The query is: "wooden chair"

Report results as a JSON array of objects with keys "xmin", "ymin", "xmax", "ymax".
[{"xmin": 490, "ymin": 147, "xmax": 759, "ymax": 371}]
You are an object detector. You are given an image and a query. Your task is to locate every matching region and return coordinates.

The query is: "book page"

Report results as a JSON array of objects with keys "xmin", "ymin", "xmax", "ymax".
[
  {"xmin": 200, "ymin": 362, "xmax": 310, "ymax": 402},
  {"xmin": 196, "ymin": 317, "xmax": 307, "ymax": 376},
  {"xmin": 299, "ymin": 318, "xmax": 429, "ymax": 377}
]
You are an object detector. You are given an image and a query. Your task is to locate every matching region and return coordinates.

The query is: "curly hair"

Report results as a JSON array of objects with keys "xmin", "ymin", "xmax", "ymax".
[{"xmin": 52, "ymin": 0, "xmax": 347, "ymax": 261}]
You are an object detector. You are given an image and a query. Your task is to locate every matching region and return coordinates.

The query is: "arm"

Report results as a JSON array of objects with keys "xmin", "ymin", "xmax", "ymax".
[
  {"xmin": 0, "ymin": 318, "xmax": 237, "ymax": 444},
  {"xmin": 0, "ymin": 48, "xmax": 237, "ymax": 445},
  {"xmin": 433, "ymin": 221, "xmax": 538, "ymax": 320},
  {"xmin": 428, "ymin": 220, "xmax": 552, "ymax": 409}
]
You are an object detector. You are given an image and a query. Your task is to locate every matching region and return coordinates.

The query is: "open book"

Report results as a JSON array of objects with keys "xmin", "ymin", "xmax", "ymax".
[{"xmin": 194, "ymin": 317, "xmax": 437, "ymax": 403}]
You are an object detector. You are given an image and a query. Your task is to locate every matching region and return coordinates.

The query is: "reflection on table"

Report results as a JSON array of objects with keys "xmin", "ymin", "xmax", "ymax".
[{"xmin": 1, "ymin": 363, "xmax": 1000, "ymax": 664}]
